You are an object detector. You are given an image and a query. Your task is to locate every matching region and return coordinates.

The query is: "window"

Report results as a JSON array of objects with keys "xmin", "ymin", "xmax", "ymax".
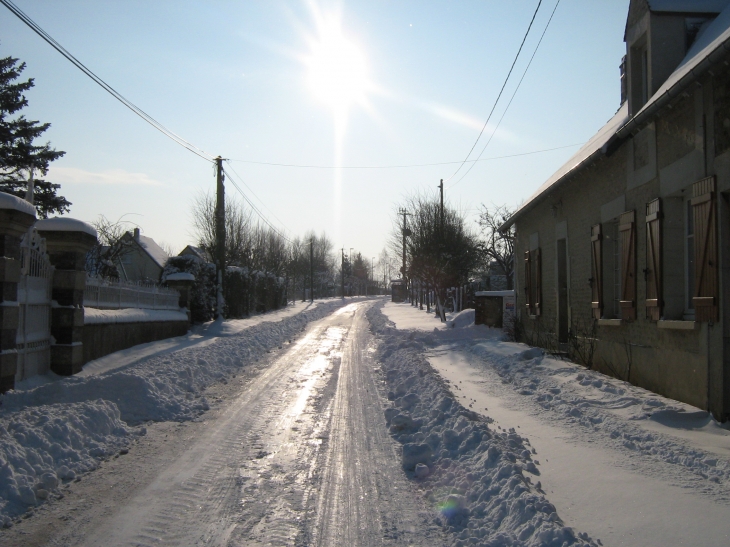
[
  {"xmin": 630, "ymin": 35, "xmax": 649, "ymax": 115},
  {"xmin": 590, "ymin": 224, "xmax": 602, "ymax": 319},
  {"xmin": 645, "ymin": 201, "xmax": 661, "ymax": 321},
  {"xmin": 619, "ymin": 210, "xmax": 637, "ymax": 321},
  {"xmin": 691, "ymin": 176, "xmax": 718, "ymax": 322}
]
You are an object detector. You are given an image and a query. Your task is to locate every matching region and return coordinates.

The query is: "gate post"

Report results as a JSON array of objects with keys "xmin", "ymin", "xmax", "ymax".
[
  {"xmin": 165, "ymin": 272, "xmax": 195, "ymax": 325},
  {"xmin": 0, "ymin": 193, "xmax": 36, "ymax": 392},
  {"xmin": 36, "ymin": 218, "xmax": 97, "ymax": 376}
]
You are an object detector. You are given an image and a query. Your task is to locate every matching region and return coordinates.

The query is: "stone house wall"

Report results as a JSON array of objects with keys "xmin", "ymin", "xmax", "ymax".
[{"xmin": 514, "ymin": 70, "xmax": 730, "ymax": 419}]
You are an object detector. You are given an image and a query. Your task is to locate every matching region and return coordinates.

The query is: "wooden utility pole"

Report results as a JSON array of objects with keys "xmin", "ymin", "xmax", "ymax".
[
  {"xmin": 341, "ymin": 248, "xmax": 345, "ymax": 299},
  {"xmin": 439, "ymin": 179, "xmax": 444, "ymax": 230},
  {"xmin": 310, "ymin": 237, "xmax": 314, "ymax": 303},
  {"xmin": 215, "ymin": 156, "xmax": 225, "ymax": 320},
  {"xmin": 399, "ymin": 208, "xmax": 410, "ymax": 299}
]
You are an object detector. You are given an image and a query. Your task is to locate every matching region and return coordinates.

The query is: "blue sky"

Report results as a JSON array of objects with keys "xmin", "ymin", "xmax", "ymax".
[{"xmin": 3, "ymin": 0, "xmax": 629, "ymax": 261}]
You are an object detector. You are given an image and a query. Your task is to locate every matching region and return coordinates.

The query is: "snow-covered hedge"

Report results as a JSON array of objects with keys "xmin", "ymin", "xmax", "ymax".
[{"xmin": 367, "ymin": 303, "xmax": 596, "ymax": 547}]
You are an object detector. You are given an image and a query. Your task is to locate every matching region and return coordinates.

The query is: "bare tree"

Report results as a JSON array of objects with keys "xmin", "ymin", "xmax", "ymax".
[
  {"xmin": 190, "ymin": 191, "xmax": 251, "ymax": 265},
  {"xmin": 477, "ymin": 203, "xmax": 515, "ymax": 290},
  {"xmin": 85, "ymin": 215, "xmax": 137, "ymax": 278},
  {"xmin": 394, "ymin": 192, "xmax": 480, "ymax": 320}
]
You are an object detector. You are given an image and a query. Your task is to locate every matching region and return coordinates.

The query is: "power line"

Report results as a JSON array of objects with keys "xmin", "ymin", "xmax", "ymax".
[
  {"xmin": 222, "ymin": 167, "xmax": 293, "ymax": 244},
  {"xmin": 224, "ymin": 161, "xmax": 292, "ymax": 235},
  {"xmin": 448, "ymin": 0, "xmax": 561, "ymax": 190},
  {"xmin": 227, "ymin": 143, "xmax": 582, "ymax": 170},
  {"xmin": 446, "ymin": 0, "xmax": 544, "ymax": 182},
  {"xmin": 0, "ymin": 0, "xmax": 215, "ymax": 163}
]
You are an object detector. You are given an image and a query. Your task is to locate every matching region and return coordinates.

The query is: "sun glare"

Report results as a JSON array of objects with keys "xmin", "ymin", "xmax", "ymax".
[{"xmin": 306, "ymin": 18, "xmax": 369, "ymax": 113}]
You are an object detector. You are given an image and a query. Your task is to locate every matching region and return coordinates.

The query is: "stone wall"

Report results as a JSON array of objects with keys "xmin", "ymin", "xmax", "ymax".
[
  {"xmin": 82, "ymin": 320, "xmax": 189, "ymax": 364},
  {"xmin": 513, "ymin": 71, "xmax": 729, "ymax": 419}
]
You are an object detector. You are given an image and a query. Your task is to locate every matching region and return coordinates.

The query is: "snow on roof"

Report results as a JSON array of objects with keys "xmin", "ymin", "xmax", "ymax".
[
  {"xmin": 504, "ymin": 2, "xmax": 730, "ymax": 230},
  {"xmin": 36, "ymin": 217, "xmax": 97, "ymax": 238},
  {"xmin": 503, "ymin": 102, "xmax": 629, "ymax": 228},
  {"xmin": 165, "ymin": 272, "xmax": 195, "ymax": 282},
  {"xmin": 136, "ymin": 234, "xmax": 169, "ymax": 268},
  {"xmin": 0, "ymin": 191, "xmax": 36, "ymax": 217},
  {"xmin": 648, "ymin": 0, "xmax": 730, "ymax": 13}
]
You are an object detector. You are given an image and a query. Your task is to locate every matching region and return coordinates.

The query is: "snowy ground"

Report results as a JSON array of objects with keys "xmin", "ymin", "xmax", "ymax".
[
  {"xmin": 0, "ymin": 298, "xmax": 355, "ymax": 528},
  {"xmin": 379, "ymin": 301, "xmax": 730, "ymax": 546},
  {"xmin": 3, "ymin": 296, "xmax": 729, "ymax": 546}
]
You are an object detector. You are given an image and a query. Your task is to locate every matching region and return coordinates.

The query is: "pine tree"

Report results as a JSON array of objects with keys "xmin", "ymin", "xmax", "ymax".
[{"xmin": 0, "ymin": 55, "xmax": 70, "ymax": 218}]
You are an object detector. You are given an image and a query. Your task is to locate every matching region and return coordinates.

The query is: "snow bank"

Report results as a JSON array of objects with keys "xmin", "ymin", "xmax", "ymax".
[
  {"xmin": 367, "ymin": 303, "xmax": 596, "ymax": 547},
  {"xmin": 468, "ymin": 341, "xmax": 730, "ymax": 492},
  {"xmin": 445, "ymin": 309, "xmax": 475, "ymax": 329},
  {"xmin": 83, "ymin": 307, "xmax": 188, "ymax": 324},
  {"xmin": 0, "ymin": 400, "xmax": 135, "ymax": 528},
  {"xmin": 0, "ymin": 299, "xmax": 350, "ymax": 526}
]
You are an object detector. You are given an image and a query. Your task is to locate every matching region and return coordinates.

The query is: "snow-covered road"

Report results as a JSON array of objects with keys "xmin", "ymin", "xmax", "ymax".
[
  {"xmin": 4, "ymin": 297, "xmax": 730, "ymax": 546},
  {"xmin": 1, "ymin": 300, "xmax": 439, "ymax": 546}
]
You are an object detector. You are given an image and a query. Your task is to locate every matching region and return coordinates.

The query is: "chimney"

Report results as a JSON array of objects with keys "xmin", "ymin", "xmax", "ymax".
[{"xmin": 133, "ymin": 227, "xmax": 140, "ymax": 241}]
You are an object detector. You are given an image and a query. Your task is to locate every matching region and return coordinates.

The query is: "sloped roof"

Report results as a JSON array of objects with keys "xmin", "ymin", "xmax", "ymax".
[
  {"xmin": 648, "ymin": 0, "xmax": 729, "ymax": 13},
  {"xmin": 503, "ymin": 2, "xmax": 730, "ymax": 230},
  {"xmin": 179, "ymin": 245, "xmax": 210, "ymax": 261},
  {"xmin": 136, "ymin": 234, "xmax": 169, "ymax": 268}
]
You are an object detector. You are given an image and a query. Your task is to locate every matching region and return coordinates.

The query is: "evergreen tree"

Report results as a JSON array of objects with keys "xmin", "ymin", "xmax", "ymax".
[{"xmin": 0, "ymin": 55, "xmax": 70, "ymax": 218}]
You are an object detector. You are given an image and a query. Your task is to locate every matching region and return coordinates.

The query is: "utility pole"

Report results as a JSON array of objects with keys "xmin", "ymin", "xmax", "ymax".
[
  {"xmin": 215, "ymin": 156, "xmax": 225, "ymax": 320},
  {"xmin": 399, "ymin": 207, "xmax": 410, "ymax": 299},
  {"xmin": 439, "ymin": 178, "xmax": 444, "ymax": 230},
  {"xmin": 341, "ymin": 248, "xmax": 345, "ymax": 299},
  {"xmin": 310, "ymin": 237, "xmax": 314, "ymax": 303}
]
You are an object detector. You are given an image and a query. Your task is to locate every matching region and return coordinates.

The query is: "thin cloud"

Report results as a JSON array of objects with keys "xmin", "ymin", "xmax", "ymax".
[{"xmin": 50, "ymin": 167, "xmax": 166, "ymax": 187}]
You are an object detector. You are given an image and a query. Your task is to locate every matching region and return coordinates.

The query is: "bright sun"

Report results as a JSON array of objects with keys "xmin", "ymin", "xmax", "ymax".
[{"xmin": 306, "ymin": 18, "xmax": 369, "ymax": 113}]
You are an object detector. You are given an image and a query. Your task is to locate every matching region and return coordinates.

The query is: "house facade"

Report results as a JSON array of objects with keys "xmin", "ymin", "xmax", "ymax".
[
  {"xmin": 503, "ymin": 0, "xmax": 730, "ymax": 421},
  {"xmin": 117, "ymin": 227, "xmax": 169, "ymax": 283}
]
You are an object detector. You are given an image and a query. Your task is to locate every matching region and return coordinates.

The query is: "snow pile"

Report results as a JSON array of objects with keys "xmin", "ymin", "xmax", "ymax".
[
  {"xmin": 0, "ymin": 299, "xmax": 350, "ymax": 525},
  {"xmin": 367, "ymin": 303, "xmax": 596, "ymax": 547},
  {"xmin": 445, "ymin": 309, "xmax": 475, "ymax": 329},
  {"xmin": 0, "ymin": 400, "xmax": 135, "ymax": 527},
  {"xmin": 84, "ymin": 307, "xmax": 188, "ymax": 324},
  {"xmin": 469, "ymin": 342, "xmax": 730, "ymax": 493}
]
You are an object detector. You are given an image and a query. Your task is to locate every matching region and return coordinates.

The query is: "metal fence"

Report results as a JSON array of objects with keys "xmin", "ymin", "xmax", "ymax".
[{"xmin": 84, "ymin": 276, "xmax": 180, "ymax": 311}]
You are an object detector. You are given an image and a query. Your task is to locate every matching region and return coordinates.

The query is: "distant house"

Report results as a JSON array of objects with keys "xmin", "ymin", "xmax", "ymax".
[
  {"xmin": 117, "ymin": 228, "xmax": 169, "ymax": 283},
  {"xmin": 502, "ymin": 0, "xmax": 730, "ymax": 420},
  {"xmin": 179, "ymin": 245, "xmax": 211, "ymax": 262}
]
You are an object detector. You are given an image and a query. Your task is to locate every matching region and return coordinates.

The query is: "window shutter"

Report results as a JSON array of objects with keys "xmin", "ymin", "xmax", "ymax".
[
  {"xmin": 535, "ymin": 248, "xmax": 542, "ymax": 316},
  {"xmin": 590, "ymin": 224, "xmax": 602, "ymax": 320},
  {"xmin": 645, "ymin": 201, "xmax": 662, "ymax": 321},
  {"xmin": 692, "ymin": 176, "xmax": 718, "ymax": 322},
  {"xmin": 524, "ymin": 250, "xmax": 532, "ymax": 314},
  {"xmin": 619, "ymin": 210, "xmax": 637, "ymax": 320}
]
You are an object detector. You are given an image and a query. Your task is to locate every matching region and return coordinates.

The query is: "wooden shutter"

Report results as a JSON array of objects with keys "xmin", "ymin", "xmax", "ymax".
[
  {"xmin": 692, "ymin": 176, "xmax": 718, "ymax": 322},
  {"xmin": 590, "ymin": 224, "xmax": 602, "ymax": 320},
  {"xmin": 619, "ymin": 210, "xmax": 637, "ymax": 320},
  {"xmin": 645, "ymin": 201, "xmax": 662, "ymax": 321},
  {"xmin": 524, "ymin": 250, "xmax": 532, "ymax": 314},
  {"xmin": 535, "ymin": 248, "xmax": 542, "ymax": 316}
]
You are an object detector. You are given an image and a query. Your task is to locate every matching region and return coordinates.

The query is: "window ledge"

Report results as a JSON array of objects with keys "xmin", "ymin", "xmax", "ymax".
[
  {"xmin": 598, "ymin": 318, "xmax": 622, "ymax": 327},
  {"xmin": 657, "ymin": 320, "xmax": 697, "ymax": 330}
]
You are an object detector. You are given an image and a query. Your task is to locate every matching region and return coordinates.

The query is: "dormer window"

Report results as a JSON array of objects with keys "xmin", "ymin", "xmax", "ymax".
[
  {"xmin": 629, "ymin": 34, "xmax": 649, "ymax": 114},
  {"xmin": 685, "ymin": 17, "xmax": 711, "ymax": 50}
]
